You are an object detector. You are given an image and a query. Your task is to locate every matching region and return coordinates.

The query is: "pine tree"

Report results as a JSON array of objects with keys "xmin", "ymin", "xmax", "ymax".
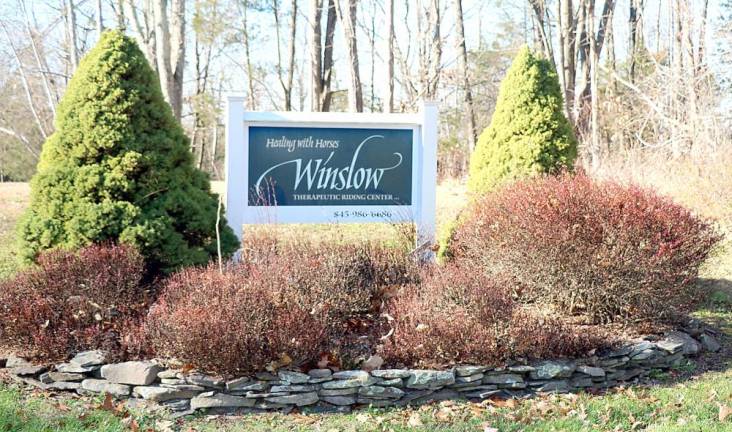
[
  {"xmin": 18, "ymin": 30, "xmax": 239, "ymax": 273},
  {"xmin": 468, "ymin": 46, "xmax": 577, "ymax": 194}
]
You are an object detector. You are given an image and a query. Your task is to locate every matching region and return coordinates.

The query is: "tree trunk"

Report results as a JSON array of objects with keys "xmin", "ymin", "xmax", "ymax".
[
  {"xmin": 424, "ymin": 0, "xmax": 442, "ymax": 99},
  {"xmin": 588, "ymin": 0, "xmax": 601, "ymax": 169},
  {"xmin": 309, "ymin": 0, "xmax": 337, "ymax": 111},
  {"xmin": 153, "ymin": 0, "xmax": 185, "ymax": 120},
  {"xmin": 285, "ymin": 0, "xmax": 297, "ymax": 110},
  {"xmin": 453, "ymin": 0, "xmax": 477, "ymax": 152},
  {"xmin": 573, "ymin": 1, "xmax": 589, "ymax": 130},
  {"xmin": 1, "ymin": 22, "xmax": 48, "ymax": 141},
  {"xmin": 123, "ymin": 0, "xmax": 157, "ymax": 69},
  {"xmin": 96, "ymin": 0, "xmax": 104, "ymax": 36},
  {"xmin": 309, "ymin": 0, "xmax": 323, "ymax": 111},
  {"xmin": 558, "ymin": 0, "xmax": 575, "ymax": 120},
  {"xmin": 65, "ymin": 0, "xmax": 79, "ymax": 70},
  {"xmin": 336, "ymin": 0, "xmax": 363, "ymax": 112},
  {"xmin": 383, "ymin": 0, "xmax": 394, "ymax": 112},
  {"xmin": 321, "ymin": 0, "xmax": 337, "ymax": 111},
  {"xmin": 20, "ymin": 1, "xmax": 58, "ymax": 116},
  {"xmin": 528, "ymin": 0, "xmax": 554, "ymax": 63},
  {"xmin": 369, "ymin": 0, "xmax": 375, "ymax": 111},
  {"xmin": 169, "ymin": 0, "xmax": 185, "ymax": 119},
  {"xmin": 274, "ymin": 0, "xmax": 298, "ymax": 111},
  {"xmin": 242, "ymin": 0, "xmax": 256, "ymax": 109},
  {"xmin": 629, "ymin": 0, "xmax": 644, "ymax": 83},
  {"xmin": 154, "ymin": 0, "xmax": 172, "ymax": 112}
]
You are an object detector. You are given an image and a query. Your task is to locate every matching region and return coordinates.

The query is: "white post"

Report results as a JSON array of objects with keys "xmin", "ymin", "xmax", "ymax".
[
  {"xmin": 417, "ymin": 100, "xmax": 438, "ymax": 260},
  {"xmin": 225, "ymin": 95, "xmax": 246, "ymax": 242}
]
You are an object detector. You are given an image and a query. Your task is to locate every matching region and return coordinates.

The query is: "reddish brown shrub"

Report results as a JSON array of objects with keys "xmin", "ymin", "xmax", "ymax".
[
  {"xmin": 146, "ymin": 264, "xmax": 328, "ymax": 375},
  {"xmin": 240, "ymin": 234, "xmax": 418, "ymax": 327},
  {"xmin": 381, "ymin": 264, "xmax": 602, "ymax": 368},
  {"xmin": 0, "ymin": 244, "xmax": 150, "ymax": 361},
  {"xmin": 450, "ymin": 172, "xmax": 722, "ymax": 325},
  {"xmin": 146, "ymin": 237, "xmax": 418, "ymax": 375}
]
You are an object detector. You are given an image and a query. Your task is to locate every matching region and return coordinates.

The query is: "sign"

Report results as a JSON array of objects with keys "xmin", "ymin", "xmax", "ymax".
[
  {"xmin": 225, "ymin": 98, "xmax": 438, "ymax": 251},
  {"xmin": 248, "ymin": 126, "xmax": 413, "ymax": 206}
]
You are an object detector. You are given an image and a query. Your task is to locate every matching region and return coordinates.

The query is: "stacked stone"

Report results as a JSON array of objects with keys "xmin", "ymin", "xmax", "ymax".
[{"xmin": 0, "ymin": 330, "xmax": 721, "ymax": 417}]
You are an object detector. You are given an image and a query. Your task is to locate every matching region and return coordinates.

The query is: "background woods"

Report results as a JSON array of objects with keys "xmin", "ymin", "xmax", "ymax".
[{"xmin": 0, "ymin": 0, "xmax": 730, "ymax": 182}]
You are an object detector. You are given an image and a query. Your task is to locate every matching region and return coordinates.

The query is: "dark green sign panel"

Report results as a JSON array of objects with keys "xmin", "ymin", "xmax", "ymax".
[{"xmin": 248, "ymin": 126, "xmax": 413, "ymax": 206}]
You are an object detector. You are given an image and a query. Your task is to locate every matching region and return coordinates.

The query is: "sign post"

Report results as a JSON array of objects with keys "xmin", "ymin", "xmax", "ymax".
[{"xmin": 225, "ymin": 97, "xmax": 438, "ymax": 257}]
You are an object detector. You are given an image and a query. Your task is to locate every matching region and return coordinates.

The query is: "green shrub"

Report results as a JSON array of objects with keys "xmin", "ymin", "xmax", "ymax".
[
  {"xmin": 467, "ymin": 46, "xmax": 577, "ymax": 194},
  {"xmin": 17, "ymin": 30, "xmax": 238, "ymax": 273}
]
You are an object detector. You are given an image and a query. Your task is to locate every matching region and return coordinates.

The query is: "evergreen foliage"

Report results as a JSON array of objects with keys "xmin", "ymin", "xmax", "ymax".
[
  {"xmin": 468, "ymin": 46, "xmax": 577, "ymax": 194},
  {"xmin": 18, "ymin": 30, "xmax": 239, "ymax": 273}
]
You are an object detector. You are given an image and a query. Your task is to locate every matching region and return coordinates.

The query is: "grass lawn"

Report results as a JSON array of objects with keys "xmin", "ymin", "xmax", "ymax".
[
  {"xmin": 0, "ymin": 180, "xmax": 730, "ymax": 431},
  {"xmin": 0, "ymin": 182, "xmax": 29, "ymax": 280}
]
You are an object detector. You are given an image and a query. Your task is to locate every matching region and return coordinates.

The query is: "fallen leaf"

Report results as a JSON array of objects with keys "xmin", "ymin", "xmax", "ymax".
[
  {"xmin": 435, "ymin": 406, "xmax": 453, "ymax": 422},
  {"xmin": 99, "ymin": 393, "xmax": 114, "ymax": 412},
  {"xmin": 290, "ymin": 414, "xmax": 316, "ymax": 425},
  {"xmin": 265, "ymin": 353, "xmax": 292, "ymax": 372},
  {"xmin": 317, "ymin": 354, "xmax": 331, "ymax": 369},
  {"xmin": 480, "ymin": 423, "xmax": 499, "ymax": 432},
  {"xmin": 356, "ymin": 412, "xmax": 370, "ymax": 423},
  {"xmin": 155, "ymin": 420, "xmax": 176, "ymax": 432},
  {"xmin": 485, "ymin": 398, "xmax": 517, "ymax": 409},
  {"xmin": 535, "ymin": 400, "xmax": 552, "ymax": 415},
  {"xmin": 720, "ymin": 405, "xmax": 732, "ymax": 422},
  {"xmin": 408, "ymin": 413, "xmax": 423, "ymax": 427},
  {"xmin": 54, "ymin": 403, "xmax": 71, "ymax": 412},
  {"xmin": 361, "ymin": 355, "xmax": 384, "ymax": 372},
  {"xmin": 121, "ymin": 417, "xmax": 139, "ymax": 432}
]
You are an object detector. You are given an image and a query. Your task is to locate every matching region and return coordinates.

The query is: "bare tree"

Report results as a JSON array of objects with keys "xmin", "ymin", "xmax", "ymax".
[
  {"xmin": 19, "ymin": 0, "xmax": 57, "ymax": 117},
  {"xmin": 64, "ymin": 0, "xmax": 79, "ymax": 70},
  {"xmin": 96, "ymin": 0, "xmax": 104, "ymax": 36},
  {"xmin": 153, "ymin": 0, "xmax": 186, "ymax": 120},
  {"xmin": 273, "ymin": 0, "xmax": 298, "ymax": 110},
  {"xmin": 453, "ymin": 0, "xmax": 477, "ymax": 152},
  {"xmin": 558, "ymin": 0, "xmax": 575, "ymax": 119},
  {"xmin": 335, "ymin": 0, "xmax": 363, "ymax": 112},
  {"xmin": 424, "ymin": 0, "xmax": 442, "ymax": 99},
  {"xmin": 628, "ymin": 0, "xmax": 644, "ymax": 83},
  {"xmin": 528, "ymin": 0, "xmax": 554, "ymax": 62},
  {"xmin": 383, "ymin": 0, "xmax": 394, "ymax": 112},
  {"xmin": 123, "ymin": 0, "xmax": 157, "ymax": 69},
  {"xmin": 309, "ymin": 0, "xmax": 337, "ymax": 111},
  {"xmin": 1, "ymin": 22, "xmax": 49, "ymax": 141}
]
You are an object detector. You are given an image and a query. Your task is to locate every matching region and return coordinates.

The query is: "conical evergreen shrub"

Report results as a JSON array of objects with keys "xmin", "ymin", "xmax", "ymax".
[
  {"xmin": 18, "ymin": 30, "xmax": 239, "ymax": 273},
  {"xmin": 468, "ymin": 46, "xmax": 577, "ymax": 194}
]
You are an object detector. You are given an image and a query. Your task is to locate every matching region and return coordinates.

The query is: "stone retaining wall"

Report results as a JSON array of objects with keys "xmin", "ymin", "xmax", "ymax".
[{"xmin": 0, "ymin": 329, "xmax": 721, "ymax": 418}]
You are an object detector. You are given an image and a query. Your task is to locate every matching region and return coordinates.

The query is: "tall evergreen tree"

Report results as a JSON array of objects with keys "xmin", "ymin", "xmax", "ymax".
[
  {"xmin": 468, "ymin": 46, "xmax": 577, "ymax": 194},
  {"xmin": 18, "ymin": 30, "xmax": 239, "ymax": 273}
]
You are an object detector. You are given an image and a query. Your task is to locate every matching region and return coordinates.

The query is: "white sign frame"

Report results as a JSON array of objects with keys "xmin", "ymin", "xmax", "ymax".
[{"xmin": 225, "ymin": 96, "xmax": 438, "ymax": 251}]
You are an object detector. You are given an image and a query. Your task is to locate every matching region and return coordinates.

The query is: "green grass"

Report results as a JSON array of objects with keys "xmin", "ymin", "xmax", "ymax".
[
  {"xmin": 0, "ymin": 180, "xmax": 730, "ymax": 431},
  {"xmin": 0, "ymin": 386, "xmax": 157, "ymax": 432},
  {"xmin": 1, "ymin": 365, "xmax": 730, "ymax": 432}
]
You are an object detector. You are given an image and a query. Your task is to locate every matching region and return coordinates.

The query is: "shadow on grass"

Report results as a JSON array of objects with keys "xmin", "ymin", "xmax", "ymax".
[{"xmin": 646, "ymin": 277, "xmax": 732, "ymax": 386}]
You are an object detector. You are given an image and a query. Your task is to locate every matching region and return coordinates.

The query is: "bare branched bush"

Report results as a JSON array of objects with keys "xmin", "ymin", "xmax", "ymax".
[
  {"xmin": 146, "ymin": 236, "xmax": 419, "ymax": 375},
  {"xmin": 450, "ymin": 172, "xmax": 722, "ymax": 326},
  {"xmin": 0, "ymin": 244, "xmax": 150, "ymax": 361},
  {"xmin": 381, "ymin": 264, "xmax": 605, "ymax": 368}
]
